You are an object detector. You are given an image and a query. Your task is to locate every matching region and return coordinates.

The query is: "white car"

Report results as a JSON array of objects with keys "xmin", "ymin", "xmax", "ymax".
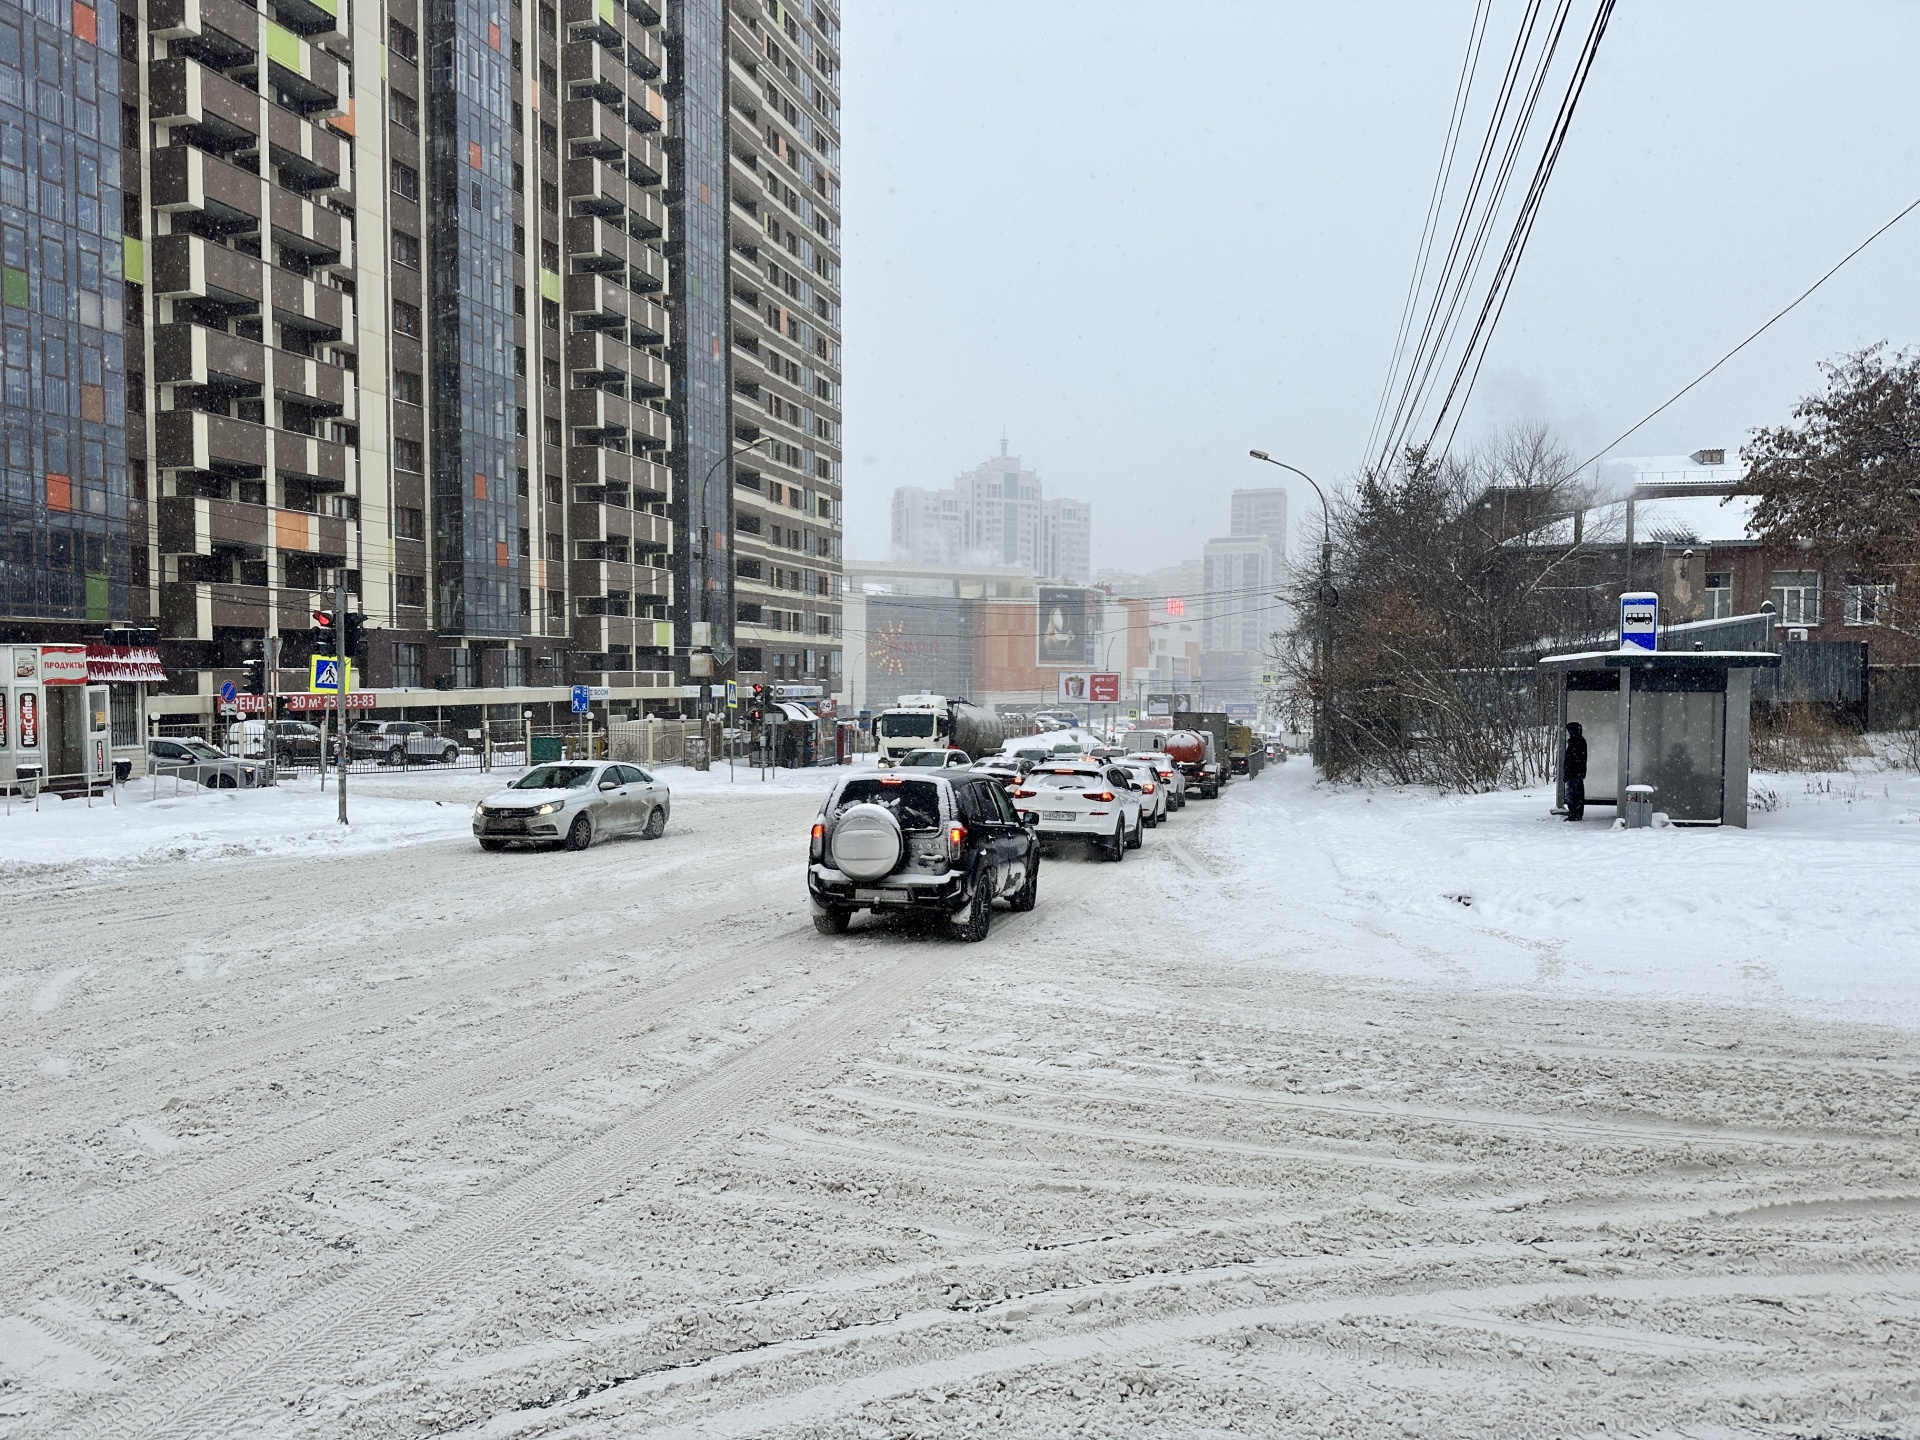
[
  {"xmin": 472, "ymin": 760, "xmax": 671, "ymax": 851},
  {"xmin": 1130, "ymin": 751, "xmax": 1188, "ymax": 810},
  {"xmin": 897, "ymin": 747, "xmax": 973, "ymax": 769},
  {"xmin": 1010, "ymin": 761, "xmax": 1144, "ymax": 861},
  {"xmin": 1113, "ymin": 756, "xmax": 1169, "ymax": 827}
]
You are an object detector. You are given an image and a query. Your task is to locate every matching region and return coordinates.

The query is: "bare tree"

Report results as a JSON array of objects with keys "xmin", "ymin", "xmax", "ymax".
[{"xmin": 1281, "ymin": 423, "xmax": 1613, "ymax": 791}]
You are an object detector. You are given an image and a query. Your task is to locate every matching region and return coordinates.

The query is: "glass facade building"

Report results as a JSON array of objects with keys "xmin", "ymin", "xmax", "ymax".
[
  {"xmin": 426, "ymin": 0, "xmax": 520, "ymax": 637},
  {"xmin": 0, "ymin": 0, "xmax": 126, "ymax": 631}
]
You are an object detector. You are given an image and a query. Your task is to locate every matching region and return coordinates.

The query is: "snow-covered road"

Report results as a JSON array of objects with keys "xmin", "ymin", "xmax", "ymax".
[{"xmin": 2, "ymin": 764, "xmax": 1916, "ymax": 1438}]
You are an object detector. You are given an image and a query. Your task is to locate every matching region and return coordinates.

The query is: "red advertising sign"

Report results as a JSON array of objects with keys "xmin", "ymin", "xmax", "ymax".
[
  {"xmin": 18, "ymin": 692, "xmax": 38, "ymax": 749},
  {"xmin": 1088, "ymin": 672, "xmax": 1121, "ymax": 704},
  {"xmin": 39, "ymin": 645, "xmax": 90, "ymax": 685},
  {"xmin": 0, "ymin": 690, "xmax": 6, "ymax": 747}
]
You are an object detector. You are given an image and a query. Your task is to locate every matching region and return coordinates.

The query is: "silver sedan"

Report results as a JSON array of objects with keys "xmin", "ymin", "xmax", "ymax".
[{"xmin": 472, "ymin": 760, "xmax": 671, "ymax": 852}]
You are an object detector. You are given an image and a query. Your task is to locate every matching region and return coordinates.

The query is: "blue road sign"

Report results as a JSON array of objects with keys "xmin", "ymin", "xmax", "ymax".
[
  {"xmin": 571, "ymin": 684, "xmax": 591, "ymax": 714},
  {"xmin": 725, "ymin": 679, "xmax": 738, "ymax": 709},
  {"xmin": 309, "ymin": 656, "xmax": 348, "ymax": 693},
  {"xmin": 219, "ymin": 680, "xmax": 237, "ymax": 705}
]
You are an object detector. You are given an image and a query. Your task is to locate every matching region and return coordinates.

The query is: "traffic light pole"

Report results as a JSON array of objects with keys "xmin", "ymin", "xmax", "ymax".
[{"xmin": 335, "ymin": 573, "xmax": 348, "ymax": 825}]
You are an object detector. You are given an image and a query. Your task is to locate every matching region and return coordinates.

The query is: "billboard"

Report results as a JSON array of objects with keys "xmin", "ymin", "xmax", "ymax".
[
  {"xmin": 1147, "ymin": 691, "xmax": 1192, "ymax": 716},
  {"xmin": 1057, "ymin": 671, "xmax": 1121, "ymax": 704},
  {"xmin": 1035, "ymin": 586, "xmax": 1094, "ymax": 667}
]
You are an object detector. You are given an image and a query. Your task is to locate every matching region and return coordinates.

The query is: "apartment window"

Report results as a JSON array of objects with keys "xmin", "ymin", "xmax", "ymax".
[
  {"xmin": 517, "ymin": 468, "xmax": 530, "ymax": 496},
  {"xmin": 396, "ymin": 574, "xmax": 426, "ymax": 609},
  {"xmin": 515, "ymin": 406, "xmax": 528, "ymax": 437},
  {"xmin": 542, "ymin": 299, "xmax": 560, "ymax": 331},
  {"xmin": 395, "ymin": 439, "xmax": 424, "ymax": 473},
  {"xmin": 546, "ymin": 589, "xmax": 564, "ymax": 624},
  {"xmin": 392, "ymin": 641, "xmax": 424, "ymax": 685},
  {"xmin": 1703, "ymin": 571, "xmax": 1732, "ymax": 621},
  {"xmin": 395, "ymin": 505, "xmax": 424, "ymax": 539},
  {"xmin": 512, "ymin": 224, "xmax": 525, "ymax": 256},
  {"xmin": 541, "ymin": 122, "xmax": 558, "ymax": 158},
  {"xmin": 387, "ymin": 18, "xmax": 418, "ymax": 63},
  {"xmin": 393, "ymin": 300, "xmax": 421, "ymax": 337},
  {"xmin": 546, "ymin": 477, "xmax": 563, "ymax": 504},
  {"xmin": 388, "ymin": 90, "xmax": 419, "ymax": 132},
  {"xmin": 543, "ymin": 358, "xmax": 560, "ymax": 389},
  {"xmin": 393, "ymin": 369, "xmax": 423, "ymax": 406},
  {"xmin": 541, "ymin": 182, "xmax": 559, "ymax": 214},
  {"xmin": 544, "ymin": 416, "xmax": 561, "ymax": 446},
  {"xmin": 1845, "ymin": 581, "xmax": 1895, "ymax": 627},
  {"xmin": 547, "ymin": 531, "xmax": 562, "ymax": 556},
  {"xmin": 1770, "ymin": 570, "xmax": 1820, "ymax": 628},
  {"xmin": 738, "ymin": 647, "xmax": 762, "ymax": 673},
  {"xmin": 391, "ymin": 231, "xmax": 420, "ymax": 269},
  {"xmin": 513, "ymin": 283, "xmax": 526, "ymax": 315},
  {"xmin": 541, "ymin": 240, "xmax": 560, "ymax": 271},
  {"xmin": 391, "ymin": 160, "xmax": 419, "ymax": 202},
  {"xmin": 514, "ymin": 346, "xmax": 527, "ymax": 377}
]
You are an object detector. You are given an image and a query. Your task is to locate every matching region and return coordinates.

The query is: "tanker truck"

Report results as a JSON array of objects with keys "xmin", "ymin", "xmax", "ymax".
[{"xmin": 874, "ymin": 694, "xmax": 1008, "ymax": 765}]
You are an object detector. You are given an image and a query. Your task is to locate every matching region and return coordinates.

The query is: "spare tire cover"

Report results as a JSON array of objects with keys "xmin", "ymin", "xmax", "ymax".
[{"xmin": 830, "ymin": 802, "xmax": 904, "ymax": 882}]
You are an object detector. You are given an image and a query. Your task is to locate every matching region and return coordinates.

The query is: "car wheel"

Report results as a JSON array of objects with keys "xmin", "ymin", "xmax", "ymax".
[
  {"xmin": 217, "ymin": 773, "xmax": 237, "ymax": 789},
  {"xmin": 1011, "ymin": 852, "xmax": 1039, "ymax": 912},
  {"xmin": 641, "ymin": 806, "xmax": 666, "ymax": 840},
  {"xmin": 440, "ymin": 745, "xmax": 459, "ymax": 764},
  {"xmin": 949, "ymin": 874, "xmax": 993, "ymax": 942},
  {"xmin": 386, "ymin": 745, "xmax": 406, "ymax": 766},
  {"xmin": 564, "ymin": 814, "xmax": 593, "ymax": 851},
  {"xmin": 478, "ymin": 838, "xmax": 508, "ymax": 852},
  {"xmin": 811, "ymin": 904, "xmax": 851, "ymax": 936},
  {"xmin": 1106, "ymin": 823, "xmax": 1126, "ymax": 862},
  {"xmin": 1127, "ymin": 815, "xmax": 1143, "ymax": 849}
]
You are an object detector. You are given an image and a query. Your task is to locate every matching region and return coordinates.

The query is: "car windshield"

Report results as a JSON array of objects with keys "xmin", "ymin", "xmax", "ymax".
[
  {"xmin": 178, "ymin": 739, "xmax": 225, "ymax": 760},
  {"xmin": 835, "ymin": 777, "xmax": 942, "ymax": 830},
  {"xmin": 1034, "ymin": 770, "xmax": 1100, "ymax": 788},
  {"xmin": 899, "ymin": 750, "xmax": 947, "ymax": 766},
  {"xmin": 512, "ymin": 764, "xmax": 599, "ymax": 790},
  {"xmin": 878, "ymin": 713, "xmax": 936, "ymax": 738}
]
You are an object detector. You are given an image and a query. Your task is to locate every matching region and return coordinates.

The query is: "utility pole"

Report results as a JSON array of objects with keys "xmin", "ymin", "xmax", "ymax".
[
  {"xmin": 1249, "ymin": 451, "xmax": 1333, "ymax": 769},
  {"xmin": 335, "ymin": 572, "xmax": 348, "ymax": 825}
]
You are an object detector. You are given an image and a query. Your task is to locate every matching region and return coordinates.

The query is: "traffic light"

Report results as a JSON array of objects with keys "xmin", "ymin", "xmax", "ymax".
[
  {"xmin": 242, "ymin": 658, "xmax": 266, "ymax": 695},
  {"xmin": 748, "ymin": 683, "xmax": 767, "ymax": 724},
  {"xmin": 342, "ymin": 612, "xmax": 367, "ymax": 656},
  {"xmin": 312, "ymin": 609, "xmax": 336, "ymax": 654}
]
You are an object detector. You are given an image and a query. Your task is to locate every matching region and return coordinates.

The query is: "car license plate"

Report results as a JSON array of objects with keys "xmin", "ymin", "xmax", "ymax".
[
  {"xmin": 855, "ymin": 888, "xmax": 908, "ymax": 904},
  {"xmin": 1043, "ymin": 811, "xmax": 1076, "ymax": 822}
]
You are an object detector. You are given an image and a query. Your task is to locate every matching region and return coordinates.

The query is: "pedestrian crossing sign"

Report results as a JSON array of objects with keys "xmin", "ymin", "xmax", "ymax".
[{"xmin": 309, "ymin": 656, "xmax": 352, "ymax": 693}]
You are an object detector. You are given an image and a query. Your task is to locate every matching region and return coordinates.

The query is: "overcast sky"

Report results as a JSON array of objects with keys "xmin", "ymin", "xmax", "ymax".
[{"xmin": 838, "ymin": 0, "xmax": 1920, "ymax": 573}]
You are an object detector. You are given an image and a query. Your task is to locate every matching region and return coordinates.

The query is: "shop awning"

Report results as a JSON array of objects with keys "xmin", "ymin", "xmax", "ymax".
[
  {"xmin": 86, "ymin": 644, "xmax": 168, "ymax": 682},
  {"xmin": 777, "ymin": 702, "xmax": 818, "ymax": 723}
]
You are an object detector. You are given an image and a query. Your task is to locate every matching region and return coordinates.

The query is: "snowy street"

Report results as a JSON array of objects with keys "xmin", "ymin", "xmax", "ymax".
[{"xmin": 3, "ymin": 764, "xmax": 1918, "ymax": 1437}]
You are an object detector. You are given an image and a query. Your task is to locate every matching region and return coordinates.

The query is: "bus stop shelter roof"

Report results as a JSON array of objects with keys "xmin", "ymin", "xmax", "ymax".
[{"xmin": 1536, "ymin": 648, "xmax": 1782, "ymax": 670}]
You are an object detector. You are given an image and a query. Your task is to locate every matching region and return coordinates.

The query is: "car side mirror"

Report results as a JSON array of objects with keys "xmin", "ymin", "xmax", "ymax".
[
  {"xmin": 1022, "ymin": 812, "xmax": 1040, "ymax": 827},
  {"xmin": 599, "ymin": 778, "xmax": 619, "ymax": 790}
]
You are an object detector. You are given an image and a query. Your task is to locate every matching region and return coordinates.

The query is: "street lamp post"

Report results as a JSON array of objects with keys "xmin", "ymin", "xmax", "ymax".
[
  {"xmin": 691, "ymin": 437, "xmax": 763, "ymax": 718},
  {"xmin": 1249, "ymin": 450, "xmax": 1333, "ymax": 768}
]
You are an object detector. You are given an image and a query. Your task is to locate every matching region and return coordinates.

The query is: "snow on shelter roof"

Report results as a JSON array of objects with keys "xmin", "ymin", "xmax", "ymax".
[{"xmin": 1537, "ymin": 647, "xmax": 1782, "ymax": 669}]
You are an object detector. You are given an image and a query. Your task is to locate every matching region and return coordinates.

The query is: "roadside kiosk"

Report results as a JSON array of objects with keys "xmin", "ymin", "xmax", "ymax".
[
  {"xmin": 1537, "ymin": 594, "xmax": 1781, "ymax": 828},
  {"xmin": 1, "ymin": 646, "xmax": 114, "ymax": 796}
]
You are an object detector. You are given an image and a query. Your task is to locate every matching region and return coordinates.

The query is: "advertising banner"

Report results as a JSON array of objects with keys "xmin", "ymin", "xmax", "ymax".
[
  {"xmin": 1056, "ymin": 671, "xmax": 1090, "ymax": 703},
  {"xmin": 38, "ymin": 645, "xmax": 89, "ymax": 685},
  {"xmin": 18, "ymin": 691, "xmax": 38, "ymax": 748},
  {"xmin": 1036, "ymin": 586, "xmax": 1094, "ymax": 667},
  {"xmin": 1088, "ymin": 672, "xmax": 1121, "ymax": 704}
]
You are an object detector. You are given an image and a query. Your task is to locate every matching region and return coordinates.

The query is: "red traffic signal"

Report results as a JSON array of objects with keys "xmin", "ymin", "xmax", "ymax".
[{"xmin": 312, "ymin": 610, "xmax": 333, "ymax": 629}]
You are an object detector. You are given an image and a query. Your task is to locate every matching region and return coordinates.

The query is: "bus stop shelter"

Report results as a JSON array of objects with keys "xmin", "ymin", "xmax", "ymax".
[{"xmin": 1536, "ymin": 648, "xmax": 1781, "ymax": 827}]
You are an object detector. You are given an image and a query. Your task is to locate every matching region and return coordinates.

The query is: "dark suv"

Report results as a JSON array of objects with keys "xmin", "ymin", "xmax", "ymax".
[{"xmin": 807, "ymin": 771, "xmax": 1041, "ymax": 941}]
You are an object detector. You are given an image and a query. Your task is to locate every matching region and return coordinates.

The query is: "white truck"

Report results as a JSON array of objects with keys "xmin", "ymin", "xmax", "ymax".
[{"xmin": 874, "ymin": 693, "xmax": 1008, "ymax": 766}]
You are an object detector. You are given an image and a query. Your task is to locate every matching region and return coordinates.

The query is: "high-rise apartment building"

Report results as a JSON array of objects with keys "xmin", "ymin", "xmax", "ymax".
[
  {"xmin": 719, "ymin": 0, "xmax": 842, "ymax": 692},
  {"xmin": 887, "ymin": 442, "xmax": 1089, "ymax": 583},
  {"xmin": 0, "ymin": 0, "xmax": 842, "ymax": 717},
  {"xmin": 1229, "ymin": 486, "xmax": 1287, "ymax": 552}
]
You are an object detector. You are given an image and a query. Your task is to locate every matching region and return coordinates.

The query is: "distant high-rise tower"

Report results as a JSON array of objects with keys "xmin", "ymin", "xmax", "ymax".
[
  {"xmin": 889, "ymin": 441, "xmax": 1089, "ymax": 581},
  {"xmin": 1042, "ymin": 496, "xmax": 1090, "ymax": 584}
]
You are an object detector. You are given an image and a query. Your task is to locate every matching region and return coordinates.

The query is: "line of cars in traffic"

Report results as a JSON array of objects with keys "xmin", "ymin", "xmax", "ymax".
[
  {"xmin": 147, "ymin": 720, "xmax": 470, "ymax": 787},
  {"xmin": 804, "ymin": 728, "xmax": 1241, "ymax": 941}
]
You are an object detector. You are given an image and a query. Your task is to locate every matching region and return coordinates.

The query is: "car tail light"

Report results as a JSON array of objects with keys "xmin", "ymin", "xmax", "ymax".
[
  {"xmin": 947, "ymin": 822, "xmax": 966, "ymax": 857},
  {"xmin": 1142, "ymin": 781, "xmax": 1156, "ymax": 794},
  {"xmin": 1158, "ymin": 769, "xmax": 1174, "ymax": 779},
  {"xmin": 1011, "ymin": 787, "xmax": 1036, "ymax": 798},
  {"xmin": 809, "ymin": 820, "xmax": 824, "ymax": 861},
  {"xmin": 880, "ymin": 776, "xmax": 903, "ymax": 786},
  {"xmin": 1084, "ymin": 790, "xmax": 1115, "ymax": 802}
]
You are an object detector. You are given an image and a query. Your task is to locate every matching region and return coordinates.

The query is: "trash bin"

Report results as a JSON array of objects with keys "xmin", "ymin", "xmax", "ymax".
[
  {"xmin": 1624, "ymin": 783, "xmax": 1655, "ymax": 829},
  {"xmin": 530, "ymin": 735, "xmax": 563, "ymax": 764}
]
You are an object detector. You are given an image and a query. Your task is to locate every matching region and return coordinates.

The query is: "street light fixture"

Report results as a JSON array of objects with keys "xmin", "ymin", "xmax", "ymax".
[{"xmin": 1249, "ymin": 450, "xmax": 1334, "ymax": 769}]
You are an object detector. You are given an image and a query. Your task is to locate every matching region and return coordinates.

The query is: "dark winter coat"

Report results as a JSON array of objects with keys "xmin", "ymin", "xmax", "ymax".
[{"xmin": 1563, "ymin": 731, "xmax": 1588, "ymax": 781}]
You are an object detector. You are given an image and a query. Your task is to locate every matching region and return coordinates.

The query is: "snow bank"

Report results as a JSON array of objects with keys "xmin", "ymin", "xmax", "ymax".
[{"xmin": 1201, "ymin": 761, "xmax": 1920, "ymax": 1029}]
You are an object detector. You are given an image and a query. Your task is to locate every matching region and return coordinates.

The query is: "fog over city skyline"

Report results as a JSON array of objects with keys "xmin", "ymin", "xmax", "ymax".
[{"xmin": 840, "ymin": 0, "xmax": 1920, "ymax": 575}]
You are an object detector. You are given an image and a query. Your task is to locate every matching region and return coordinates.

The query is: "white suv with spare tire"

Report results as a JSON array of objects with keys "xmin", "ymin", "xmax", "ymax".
[{"xmin": 807, "ymin": 772, "xmax": 1041, "ymax": 941}]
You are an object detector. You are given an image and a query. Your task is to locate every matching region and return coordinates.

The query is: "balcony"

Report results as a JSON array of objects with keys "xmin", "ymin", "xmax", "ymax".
[
  {"xmin": 565, "ymin": 156, "xmax": 630, "ymax": 217},
  {"xmin": 566, "ymin": 271, "xmax": 630, "ymax": 330},
  {"xmin": 152, "ymin": 321, "xmax": 266, "ymax": 390},
  {"xmin": 273, "ymin": 428, "xmax": 348, "ymax": 488},
  {"xmin": 627, "ymin": 243, "xmax": 667, "ymax": 293},
  {"xmin": 627, "ymin": 189, "xmax": 665, "ymax": 238},
  {"xmin": 267, "ymin": 106, "xmax": 347, "ymax": 197},
  {"xmin": 159, "ymin": 580, "xmax": 319, "ymax": 640},
  {"xmin": 627, "ymin": 348, "xmax": 668, "ymax": 398},
  {"xmin": 272, "ymin": 0, "xmax": 347, "ymax": 43},
  {"xmin": 269, "ymin": 186, "xmax": 345, "ymax": 261},
  {"xmin": 156, "ymin": 408, "xmax": 269, "ymax": 474},
  {"xmin": 627, "ymin": 403, "xmax": 671, "ymax": 452},
  {"xmin": 563, "ymin": 40, "xmax": 627, "ymax": 105},
  {"xmin": 564, "ymin": 96, "xmax": 630, "ymax": 159},
  {"xmin": 566, "ymin": 213, "xmax": 628, "ymax": 272},
  {"xmin": 150, "ymin": 56, "xmax": 261, "ymax": 147},
  {"xmin": 626, "ymin": 84, "xmax": 666, "ymax": 133},
  {"xmin": 562, "ymin": 0, "xmax": 621, "ymax": 43},
  {"xmin": 266, "ymin": 22, "xmax": 345, "ymax": 117},
  {"xmin": 567, "ymin": 386, "xmax": 629, "ymax": 440},
  {"xmin": 151, "ymin": 232, "xmax": 264, "ymax": 305},
  {"xmin": 156, "ymin": 494, "xmax": 265, "ymax": 557},
  {"xmin": 623, "ymin": 134, "xmax": 665, "ymax": 189},
  {"xmin": 151, "ymin": 145, "xmax": 264, "ymax": 233},
  {"xmin": 626, "ymin": 296, "xmax": 668, "ymax": 345},
  {"xmin": 571, "ymin": 502, "xmax": 672, "ymax": 550},
  {"xmin": 269, "ymin": 266, "xmax": 345, "ymax": 339},
  {"xmin": 624, "ymin": 29, "xmax": 663, "ymax": 79},
  {"xmin": 567, "ymin": 328, "xmax": 630, "ymax": 384},
  {"xmin": 270, "ymin": 348, "xmax": 347, "ymax": 412},
  {"xmin": 149, "ymin": 0, "xmax": 263, "ymax": 57}
]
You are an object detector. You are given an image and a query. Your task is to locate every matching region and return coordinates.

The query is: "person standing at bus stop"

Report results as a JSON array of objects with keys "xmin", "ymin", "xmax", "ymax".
[{"xmin": 1563, "ymin": 721, "xmax": 1587, "ymax": 821}]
